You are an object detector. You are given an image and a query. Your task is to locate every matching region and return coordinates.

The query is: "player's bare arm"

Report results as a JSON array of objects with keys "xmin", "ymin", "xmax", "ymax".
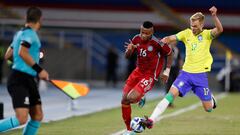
[
  {"xmin": 209, "ymin": 6, "xmax": 223, "ymax": 38},
  {"xmin": 4, "ymin": 46, "xmax": 13, "ymax": 61},
  {"xmin": 161, "ymin": 45, "xmax": 173, "ymax": 83},
  {"xmin": 161, "ymin": 35, "xmax": 177, "ymax": 44},
  {"xmin": 19, "ymin": 45, "xmax": 38, "ymax": 67},
  {"xmin": 124, "ymin": 39, "xmax": 137, "ymax": 58},
  {"xmin": 19, "ymin": 45, "xmax": 49, "ymax": 80}
]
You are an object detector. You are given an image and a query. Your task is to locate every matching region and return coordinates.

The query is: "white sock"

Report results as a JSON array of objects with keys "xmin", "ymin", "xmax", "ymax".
[{"xmin": 150, "ymin": 98, "xmax": 170, "ymax": 122}]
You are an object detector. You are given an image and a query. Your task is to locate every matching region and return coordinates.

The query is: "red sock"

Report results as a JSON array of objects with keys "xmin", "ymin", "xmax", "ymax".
[{"xmin": 122, "ymin": 104, "xmax": 131, "ymax": 130}]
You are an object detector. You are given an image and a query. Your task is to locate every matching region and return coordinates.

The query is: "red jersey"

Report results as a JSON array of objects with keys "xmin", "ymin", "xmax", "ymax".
[{"xmin": 131, "ymin": 34, "xmax": 171, "ymax": 80}]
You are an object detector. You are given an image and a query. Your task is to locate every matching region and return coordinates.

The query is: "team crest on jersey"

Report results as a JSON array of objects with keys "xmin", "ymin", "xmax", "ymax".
[
  {"xmin": 178, "ymin": 81, "xmax": 184, "ymax": 88},
  {"xmin": 24, "ymin": 97, "xmax": 29, "ymax": 105},
  {"xmin": 198, "ymin": 35, "xmax": 203, "ymax": 42},
  {"xmin": 147, "ymin": 46, "xmax": 153, "ymax": 51}
]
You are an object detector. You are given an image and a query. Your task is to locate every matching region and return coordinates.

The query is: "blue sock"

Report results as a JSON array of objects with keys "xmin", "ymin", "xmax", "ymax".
[
  {"xmin": 0, "ymin": 116, "xmax": 20, "ymax": 132},
  {"xmin": 23, "ymin": 119, "xmax": 41, "ymax": 135}
]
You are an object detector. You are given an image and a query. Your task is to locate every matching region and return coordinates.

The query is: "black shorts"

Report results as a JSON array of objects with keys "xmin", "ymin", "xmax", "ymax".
[{"xmin": 7, "ymin": 70, "xmax": 42, "ymax": 108}]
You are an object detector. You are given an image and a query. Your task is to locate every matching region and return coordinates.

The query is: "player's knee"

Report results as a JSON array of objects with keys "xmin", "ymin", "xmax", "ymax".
[
  {"xmin": 121, "ymin": 97, "xmax": 130, "ymax": 105},
  {"xmin": 121, "ymin": 100, "xmax": 130, "ymax": 105},
  {"xmin": 203, "ymin": 101, "xmax": 214, "ymax": 112},
  {"xmin": 16, "ymin": 115, "xmax": 28, "ymax": 125},
  {"xmin": 121, "ymin": 94, "xmax": 129, "ymax": 104},
  {"xmin": 32, "ymin": 112, "xmax": 44, "ymax": 122},
  {"xmin": 127, "ymin": 95, "xmax": 138, "ymax": 103},
  {"xmin": 36, "ymin": 114, "xmax": 44, "ymax": 122},
  {"xmin": 128, "ymin": 97, "xmax": 138, "ymax": 103}
]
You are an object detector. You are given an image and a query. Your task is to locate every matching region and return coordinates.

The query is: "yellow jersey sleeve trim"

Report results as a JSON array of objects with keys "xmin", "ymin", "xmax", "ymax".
[{"xmin": 175, "ymin": 35, "xmax": 180, "ymax": 42}]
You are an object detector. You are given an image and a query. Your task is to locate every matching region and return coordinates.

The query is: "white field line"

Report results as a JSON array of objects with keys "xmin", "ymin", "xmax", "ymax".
[{"xmin": 111, "ymin": 93, "xmax": 227, "ymax": 135}]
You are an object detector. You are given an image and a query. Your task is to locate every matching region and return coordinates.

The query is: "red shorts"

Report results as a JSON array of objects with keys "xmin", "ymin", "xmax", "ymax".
[{"xmin": 123, "ymin": 68, "xmax": 155, "ymax": 97}]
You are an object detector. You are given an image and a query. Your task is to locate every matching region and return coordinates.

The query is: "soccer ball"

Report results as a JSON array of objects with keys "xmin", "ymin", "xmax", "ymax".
[{"xmin": 130, "ymin": 117, "xmax": 145, "ymax": 133}]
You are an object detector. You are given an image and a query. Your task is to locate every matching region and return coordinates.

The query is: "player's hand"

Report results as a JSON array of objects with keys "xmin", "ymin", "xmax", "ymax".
[
  {"xmin": 160, "ymin": 74, "xmax": 168, "ymax": 83},
  {"xmin": 124, "ymin": 39, "xmax": 137, "ymax": 51},
  {"xmin": 209, "ymin": 6, "xmax": 217, "ymax": 16},
  {"xmin": 161, "ymin": 37, "xmax": 168, "ymax": 44},
  {"xmin": 38, "ymin": 69, "xmax": 49, "ymax": 81},
  {"xmin": 160, "ymin": 68, "xmax": 170, "ymax": 83}
]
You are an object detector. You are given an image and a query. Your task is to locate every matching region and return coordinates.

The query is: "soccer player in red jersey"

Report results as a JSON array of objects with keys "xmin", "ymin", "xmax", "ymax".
[{"xmin": 121, "ymin": 21, "xmax": 173, "ymax": 135}]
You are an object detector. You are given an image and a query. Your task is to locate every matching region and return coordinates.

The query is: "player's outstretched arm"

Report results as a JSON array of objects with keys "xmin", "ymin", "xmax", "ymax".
[
  {"xmin": 209, "ymin": 6, "xmax": 223, "ymax": 38},
  {"xmin": 161, "ymin": 35, "xmax": 177, "ymax": 45}
]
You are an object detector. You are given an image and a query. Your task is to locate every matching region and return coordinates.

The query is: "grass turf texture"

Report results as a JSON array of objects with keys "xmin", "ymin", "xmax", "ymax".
[{"xmin": 3, "ymin": 93, "xmax": 240, "ymax": 135}]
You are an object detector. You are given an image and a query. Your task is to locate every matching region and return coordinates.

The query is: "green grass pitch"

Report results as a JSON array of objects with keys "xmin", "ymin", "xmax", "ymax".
[{"xmin": 3, "ymin": 93, "xmax": 240, "ymax": 135}]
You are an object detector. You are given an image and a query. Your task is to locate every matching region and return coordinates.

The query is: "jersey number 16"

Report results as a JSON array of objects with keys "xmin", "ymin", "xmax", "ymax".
[{"xmin": 139, "ymin": 49, "xmax": 147, "ymax": 57}]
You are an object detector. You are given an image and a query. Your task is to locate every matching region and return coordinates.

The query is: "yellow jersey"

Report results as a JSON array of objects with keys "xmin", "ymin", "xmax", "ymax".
[{"xmin": 176, "ymin": 28, "xmax": 213, "ymax": 73}]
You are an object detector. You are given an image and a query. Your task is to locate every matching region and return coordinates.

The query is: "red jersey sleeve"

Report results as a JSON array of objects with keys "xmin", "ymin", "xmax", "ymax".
[
  {"xmin": 154, "ymin": 37, "xmax": 172, "ymax": 56},
  {"xmin": 160, "ymin": 43, "xmax": 172, "ymax": 56}
]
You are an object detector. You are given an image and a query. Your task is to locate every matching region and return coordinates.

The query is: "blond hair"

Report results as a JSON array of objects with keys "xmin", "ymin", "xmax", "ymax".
[{"xmin": 190, "ymin": 12, "xmax": 205, "ymax": 22}]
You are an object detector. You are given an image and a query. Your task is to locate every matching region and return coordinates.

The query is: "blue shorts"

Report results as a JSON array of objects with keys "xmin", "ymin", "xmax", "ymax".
[{"xmin": 172, "ymin": 70, "xmax": 212, "ymax": 101}]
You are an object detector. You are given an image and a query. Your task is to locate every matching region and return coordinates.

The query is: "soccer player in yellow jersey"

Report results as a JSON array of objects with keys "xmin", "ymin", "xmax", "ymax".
[{"xmin": 141, "ymin": 6, "xmax": 223, "ymax": 129}]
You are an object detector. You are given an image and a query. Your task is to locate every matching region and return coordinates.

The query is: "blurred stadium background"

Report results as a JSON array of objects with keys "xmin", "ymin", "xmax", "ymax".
[
  {"xmin": 0, "ymin": 0, "xmax": 240, "ymax": 134},
  {"xmin": 1, "ymin": 0, "xmax": 240, "ymax": 87}
]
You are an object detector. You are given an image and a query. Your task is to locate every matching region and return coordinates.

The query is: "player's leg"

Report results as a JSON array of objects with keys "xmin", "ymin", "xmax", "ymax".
[
  {"xmin": 123, "ymin": 77, "xmax": 153, "ymax": 135},
  {"xmin": 122, "ymin": 84, "xmax": 143, "ymax": 130},
  {"xmin": 23, "ymin": 105, "xmax": 43, "ymax": 135},
  {"xmin": 147, "ymin": 86, "xmax": 179, "ymax": 124},
  {"xmin": 165, "ymin": 70, "xmax": 174, "ymax": 107},
  {"xmin": 122, "ymin": 84, "xmax": 134, "ymax": 131},
  {"xmin": 122, "ymin": 88, "xmax": 141, "ymax": 135},
  {"xmin": 167, "ymin": 68, "xmax": 179, "ymax": 108},
  {"xmin": 192, "ymin": 72, "xmax": 216, "ymax": 112},
  {"xmin": 140, "ymin": 87, "xmax": 179, "ymax": 129},
  {"xmin": 0, "ymin": 108, "xmax": 28, "ymax": 132},
  {"xmin": 127, "ymin": 88, "xmax": 143, "ymax": 104},
  {"xmin": 121, "ymin": 68, "xmax": 141, "ymax": 131},
  {"xmin": 23, "ymin": 78, "xmax": 43, "ymax": 135},
  {"xmin": 124, "ymin": 77, "xmax": 152, "ymax": 130},
  {"xmin": 195, "ymin": 87, "xmax": 216, "ymax": 112},
  {"xmin": 142, "ymin": 71, "xmax": 192, "ymax": 128},
  {"xmin": 132, "ymin": 75, "xmax": 155, "ymax": 108},
  {"xmin": 122, "ymin": 85, "xmax": 143, "ymax": 135},
  {"xmin": 121, "ymin": 72, "xmax": 138, "ymax": 131},
  {"xmin": 0, "ymin": 76, "xmax": 30, "ymax": 132}
]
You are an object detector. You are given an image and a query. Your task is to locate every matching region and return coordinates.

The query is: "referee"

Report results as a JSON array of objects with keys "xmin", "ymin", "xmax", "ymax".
[{"xmin": 0, "ymin": 7, "xmax": 49, "ymax": 135}]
